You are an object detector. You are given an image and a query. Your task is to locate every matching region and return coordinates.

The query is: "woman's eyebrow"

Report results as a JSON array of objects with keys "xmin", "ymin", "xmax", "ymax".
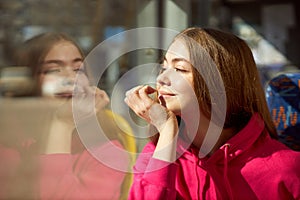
[
  {"xmin": 171, "ymin": 58, "xmax": 190, "ymax": 64},
  {"xmin": 42, "ymin": 57, "xmax": 83, "ymax": 65},
  {"xmin": 73, "ymin": 57, "xmax": 83, "ymax": 63},
  {"xmin": 163, "ymin": 56, "xmax": 190, "ymax": 64},
  {"xmin": 42, "ymin": 60, "xmax": 63, "ymax": 65}
]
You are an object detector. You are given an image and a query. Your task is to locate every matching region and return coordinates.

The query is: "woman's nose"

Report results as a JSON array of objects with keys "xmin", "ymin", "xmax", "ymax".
[
  {"xmin": 157, "ymin": 68, "xmax": 171, "ymax": 86},
  {"xmin": 60, "ymin": 66, "xmax": 75, "ymax": 76},
  {"xmin": 60, "ymin": 67, "xmax": 76, "ymax": 85}
]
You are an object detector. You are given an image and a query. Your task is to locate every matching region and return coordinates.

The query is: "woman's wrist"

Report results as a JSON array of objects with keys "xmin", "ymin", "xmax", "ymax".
[{"xmin": 153, "ymin": 119, "xmax": 179, "ymax": 162}]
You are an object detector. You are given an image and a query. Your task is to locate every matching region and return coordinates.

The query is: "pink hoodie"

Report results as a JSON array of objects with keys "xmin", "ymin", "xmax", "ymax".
[
  {"xmin": 0, "ymin": 140, "xmax": 129, "ymax": 200},
  {"xmin": 128, "ymin": 114, "xmax": 300, "ymax": 200},
  {"xmin": 38, "ymin": 140, "xmax": 129, "ymax": 200}
]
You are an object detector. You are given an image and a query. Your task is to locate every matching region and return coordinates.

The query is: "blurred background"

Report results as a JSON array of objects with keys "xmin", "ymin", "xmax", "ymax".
[{"xmin": 0, "ymin": 0, "xmax": 299, "ymax": 94}]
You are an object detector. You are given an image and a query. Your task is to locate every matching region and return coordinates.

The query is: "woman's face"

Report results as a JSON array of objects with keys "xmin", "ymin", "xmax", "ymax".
[
  {"xmin": 39, "ymin": 41, "xmax": 89, "ymax": 98},
  {"xmin": 157, "ymin": 39, "xmax": 195, "ymax": 115}
]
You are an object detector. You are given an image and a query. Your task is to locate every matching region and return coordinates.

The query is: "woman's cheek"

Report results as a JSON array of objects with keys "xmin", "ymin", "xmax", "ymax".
[
  {"xmin": 76, "ymin": 74, "xmax": 90, "ymax": 87},
  {"xmin": 172, "ymin": 76, "xmax": 195, "ymax": 106},
  {"xmin": 41, "ymin": 75, "xmax": 65, "ymax": 97},
  {"xmin": 172, "ymin": 76, "xmax": 193, "ymax": 94}
]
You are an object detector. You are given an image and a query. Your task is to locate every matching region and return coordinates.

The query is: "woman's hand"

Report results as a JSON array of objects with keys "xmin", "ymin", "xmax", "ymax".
[
  {"xmin": 72, "ymin": 86, "xmax": 110, "ymax": 124},
  {"xmin": 43, "ymin": 86, "xmax": 109, "ymax": 154},
  {"xmin": 125, "ymin": 85, "xmax": 179, "ymax": 162},
  {"xmin": 124, "ymin": 85, "xmax": 175, "ymax": 132},
  {"xmin": 54, "ymin": 86, "xmax": 109, "ymax": 127},
  {"xmin": 94, "ymin": 87, "xmax": 110, "ymax": 112}
]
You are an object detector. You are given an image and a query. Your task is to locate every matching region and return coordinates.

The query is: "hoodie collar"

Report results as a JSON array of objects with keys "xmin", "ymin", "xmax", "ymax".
[{"xmin": 176, "ymin": 113, "xmax": 265, "ymax": 164}]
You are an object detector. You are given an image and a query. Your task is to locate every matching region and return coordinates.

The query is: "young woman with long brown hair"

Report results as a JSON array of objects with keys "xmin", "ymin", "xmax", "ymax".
[{"xmin": 125, "ymin": 27, "xmax": 300, "ymax": 199}]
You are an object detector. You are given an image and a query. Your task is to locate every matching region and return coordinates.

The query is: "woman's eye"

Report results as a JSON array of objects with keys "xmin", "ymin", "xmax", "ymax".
[
  {"xmin": 42, "ymin": 68, "xmax": 61, "ymax": 74},
  {"xmin": 159, "ymin": 65, "xmax": 167, "ymax": 74},
  {"xmin": 74, "ymin": 68, "xmax": 85, "ymax": 73},
  {"xmin": 174, "ymin": 67, "xmax": 187, "ymax": 72}
]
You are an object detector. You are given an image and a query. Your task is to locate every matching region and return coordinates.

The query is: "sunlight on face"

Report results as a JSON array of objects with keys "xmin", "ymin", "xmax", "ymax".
[{"xmin": 156, "ymin": 39, "xmax": 195, "ymax": 115}]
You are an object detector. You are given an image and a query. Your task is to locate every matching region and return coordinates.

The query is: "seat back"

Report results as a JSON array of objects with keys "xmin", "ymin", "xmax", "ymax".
[
  {"xmin": 265, "ymin": 73, "xmax": 300, "ymax": 151},
  {"xmin": 102, "ymin": 109, "xmax": 136, "ymax": 199}
]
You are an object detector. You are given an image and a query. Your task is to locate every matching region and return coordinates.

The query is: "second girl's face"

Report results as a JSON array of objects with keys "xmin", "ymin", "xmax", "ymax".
[
  {"xmin": 157, "ymin": 39, "xmax": 195, "ymax": 115},
  {"xmin": 39, "ymin": 41, "xmax": 89, "ymax": 98}
]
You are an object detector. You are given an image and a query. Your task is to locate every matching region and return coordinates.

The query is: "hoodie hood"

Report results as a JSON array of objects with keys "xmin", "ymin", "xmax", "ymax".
[{"xmin": 209, "ymin": 113, "xmax": 265, "ymax": 164}]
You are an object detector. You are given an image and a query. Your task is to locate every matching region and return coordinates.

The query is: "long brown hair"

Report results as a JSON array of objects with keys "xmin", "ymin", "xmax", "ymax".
[{"xmin": 175, "ymin": 27, "xmax": 277, "ymax": 138}]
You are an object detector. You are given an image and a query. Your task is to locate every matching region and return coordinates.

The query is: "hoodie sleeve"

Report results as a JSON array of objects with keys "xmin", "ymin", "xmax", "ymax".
[
  {"xmin": 279, "ymin": 151, "xmax": 300, "ymax": 200},
  {"xmin": 128, "ymin": 142, "xmax": 178, "ymax": 200},
  {"xmin": 38, "ymin": 140, "xmax": 128, "ymax": 200}
]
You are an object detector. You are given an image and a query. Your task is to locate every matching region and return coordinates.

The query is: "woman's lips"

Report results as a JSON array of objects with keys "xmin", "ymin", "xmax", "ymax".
[
  {"xmin": 158, "ymin": 90, "xmax": 175, "ymax": 107},
  {"xmin": 158, "ymin": 90, "xmax": 175, "ymax": 97},
  {"xmin": 54, "ymin": 92, "xmax": 73, "ymax": 98}
]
